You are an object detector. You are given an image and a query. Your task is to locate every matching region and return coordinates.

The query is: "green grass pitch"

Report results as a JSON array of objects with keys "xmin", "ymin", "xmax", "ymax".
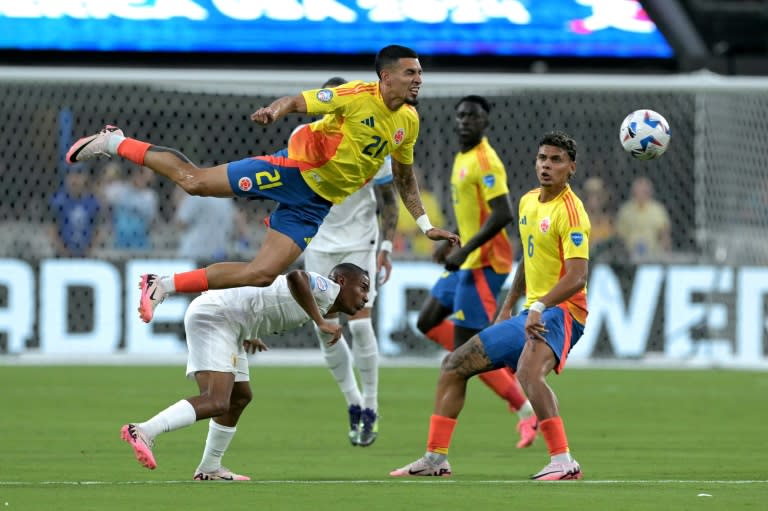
[{"xmin": 1, "ymin": 365, "xmax": 766, "ymax": 510}]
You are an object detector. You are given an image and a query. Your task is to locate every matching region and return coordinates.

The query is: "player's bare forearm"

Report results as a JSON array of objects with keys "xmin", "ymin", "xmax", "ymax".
[
  {"xmin": 392, "ymin": 159, "xmax": 460, "ymax": 245},
  {"xmin": 536, "ymin": 258, "xmax": 588, "ymax": 308},
  {"xmin": 377, "ymin": 182, "xmax": 399, "ymax": 243},
  {"xmin": 445, "ymin": 196, "xmax": 512, "ymax": 270},
  {"xmin": 392, "ymin": 164, "xmax": 425, "ymax": 221},
  {"xmin": 498, "ymin": 260, "xmax": 526, "ymax": 321},
  {"xmin": 464, "ymin": 195, "xmax": 513, "ymax": 253},
  {"xmin": 250, "ymin": 95, "xmax": 307, "ymax": 125},
  {"xmin": 286, "ymin": 269, "xmax": 325, "ymax": 324}
]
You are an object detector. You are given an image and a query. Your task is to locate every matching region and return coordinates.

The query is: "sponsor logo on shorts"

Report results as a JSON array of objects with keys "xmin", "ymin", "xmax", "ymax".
[
  {"xmin": 316, "ymin": 89, "xmax": 333, "ymax": 102},
  {"xmin": 238, "ymin": 177, "xmax": 253, "ymax": 191},
  {"xmin": 316, "ymin": 276, "xmax": 328, "ymax": 291},
  {"xmin": 393, "ymin": 128, "xmax": 405, "ymax": 145},
  {"xmin": 539, "ymin": 217, "xmax": 551, "ymax": 233},
  {"xmin": 571, "ymin": 232, "xmax": 584, "ymax": 246}
]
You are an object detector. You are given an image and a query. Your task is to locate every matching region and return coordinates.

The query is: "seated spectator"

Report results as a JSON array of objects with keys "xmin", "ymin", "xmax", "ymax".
[
  {"xmin": 175, "ymin": 191, "xmax": 249, "ymax": 263},
  {"xmin": 615, "ymin": 176, "xmax": 671, "ymax": 262},
  {"xmin": 101, "ymin": 163, "xmax": 158, "ymax": 251},
  {"xmin": 49, "ymin": 167, "xmax": 103, "ymax": 258},
  {"xmin": 581, "ymin": 176, "xmax": 624, "ymax": 262}
]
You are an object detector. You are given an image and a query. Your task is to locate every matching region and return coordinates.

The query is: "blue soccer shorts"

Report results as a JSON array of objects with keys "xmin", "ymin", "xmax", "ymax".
[
  {"xmin": 430, "ymin": 267, "xmax": 509, "ymax": 330},
  {"xmin": 478, "ymin": 305, "xmax": 585, "ymax": 373},
  {"xmin": 227, "ymin": 149, "xmax": 332, "ymax": 250}
]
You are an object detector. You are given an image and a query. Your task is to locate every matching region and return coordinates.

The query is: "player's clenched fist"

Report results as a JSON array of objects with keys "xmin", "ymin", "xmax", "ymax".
[{"xmin": 250, "ymin": 107, "xmax": 277, "ymax": 125}]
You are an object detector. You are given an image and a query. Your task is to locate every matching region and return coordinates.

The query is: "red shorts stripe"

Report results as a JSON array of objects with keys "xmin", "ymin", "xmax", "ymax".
[
  {"xmin": 556, "ymin": 303, "xmax": 573, "ymax": 374},
  {"xmin": 472, "ymin": 268, "xmax": 498, "ymax": 323}
]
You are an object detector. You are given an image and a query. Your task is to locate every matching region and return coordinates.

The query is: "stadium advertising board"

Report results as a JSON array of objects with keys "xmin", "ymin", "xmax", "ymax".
[
  {"xmin": 0, "ymin": 259, "xmax": 766, "ymax": 363},
  {"xmin": 0, "ymin": 0, "xmax": 672, "ymax": 58}
]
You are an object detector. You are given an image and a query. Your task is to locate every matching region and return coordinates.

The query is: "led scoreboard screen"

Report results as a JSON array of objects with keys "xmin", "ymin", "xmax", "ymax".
[{"xmin": 0, "ymin": 0, "xmax": 672, "ymax": 58}]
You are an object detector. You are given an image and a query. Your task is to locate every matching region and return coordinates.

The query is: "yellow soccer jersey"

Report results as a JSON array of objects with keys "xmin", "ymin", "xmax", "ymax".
[
  {"xmin": 451, "ymin": 137, "xmax": 512, "ymax": 272},
  {"xmin": 288, "ymin": 80, "xmax": 420, "ymax": 204},
  {"xmin": 518, "ymin": 184, "xmax": 590, "ymax": 323}
]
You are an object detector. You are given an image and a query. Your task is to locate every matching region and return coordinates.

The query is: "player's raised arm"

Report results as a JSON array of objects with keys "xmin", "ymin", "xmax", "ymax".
[
  {"xmin": 285, "ymin": 269, "xmax": 342, "ymax": 344},
  {"xmin": 391, "ymin": 159, "xmax": 460, "ymax": 246},
  {"xmin": 375, "ymin": 181, "xmax": 398, "ymax": 284},
  {"xmin": 250, "ymin": 94, "xmax": 308, "ymax": 125}
]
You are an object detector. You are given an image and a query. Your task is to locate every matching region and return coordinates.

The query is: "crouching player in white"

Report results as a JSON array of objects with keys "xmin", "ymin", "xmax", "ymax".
[{"xmin": 119, "ymin": 263, "xmax": 370, "ymax": 480}]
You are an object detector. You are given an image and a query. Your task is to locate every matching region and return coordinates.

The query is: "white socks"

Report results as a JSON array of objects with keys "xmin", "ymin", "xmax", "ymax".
[
  {"xmin": 196, "ymin": 419, "xmax": 237, "ymax": 473},
  {"xmin": 426, "ymin": 451, "xmax": 447, "ymax": 464},
  {"xmin": 316, "ymin": 318, "xmax": 362, "ymax": 407},
  {"xmin": 349, "ymin": 318, "xmax": 379, "ymax": 412},
  {"xmin": 106, "ymin": 134, "xmax": 125, "ymax": 154},
  {"xmin": 138, "ymin": 399, "xmax": 197, "ymax": 439},
  {"xmin": 517, "ymin": 400, "xmax": 535, "ymax": 420},
  {"xmin": 159, "ymin": 275, "xmax": 176, "ymax": 293},
  {"xmin": 316, "ymin": 316, "xmax": 380, "ymax": 413},
  {"xmin": 135, "ymin": 400, "xmax": 238, "ymax": 473}
]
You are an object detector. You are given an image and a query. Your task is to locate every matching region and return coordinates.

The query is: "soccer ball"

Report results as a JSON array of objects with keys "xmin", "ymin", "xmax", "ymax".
[{"xmin": 619, "ymin": 109, "xmax": 671, "ymax": 160}]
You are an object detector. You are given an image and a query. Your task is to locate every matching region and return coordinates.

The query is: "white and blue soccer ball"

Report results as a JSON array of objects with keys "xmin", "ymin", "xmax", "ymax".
[{"xmin": 619, "ymin": 109, "xmax": 671, "ymax": 160}]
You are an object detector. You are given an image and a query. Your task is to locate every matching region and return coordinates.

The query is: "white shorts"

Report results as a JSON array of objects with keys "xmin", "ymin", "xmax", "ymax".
[
  {"xmin": 303, "ymin": 248, "xmax": 378, "ymax": 306},
  {"xmin": 184, "ymin": 295, "xmax": 249, "ymax": 382}
]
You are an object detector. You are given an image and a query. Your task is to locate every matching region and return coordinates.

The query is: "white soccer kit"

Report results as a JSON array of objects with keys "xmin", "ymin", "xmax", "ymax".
[
  {"xmin": 184, "ymin": 272, "xmax": 340, "ymax": 380},
  {"xmin": 304, "ymin": 158, "xmax": 392, "ymax": 306}
]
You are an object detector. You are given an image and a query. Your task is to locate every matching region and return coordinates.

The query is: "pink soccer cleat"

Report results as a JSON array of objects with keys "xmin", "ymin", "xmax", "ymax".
[
  {"xmin": 120, "ymin": 423, "xmax": 157, "ymax": 470},
  {"xmin": 516, "ymin": 415, "xmax": 538, "ymax": 448},
  {"xmin": 389, "ymin": 456, "xmax": 452, "ymax": 477},
  {"xmin": 138, "ymin": 274, "xmax": 167, "ymax": 323},
  {"xmin": 193, "ymin": 467, "xmax": 251, "ymax": 481},
  {"xmin": 531, "ymin": 460, "xmax": 583, "ymax": 481},
  {"xmin": 66, "ymin": 125, "xmax": 123, "ymax": 163}
]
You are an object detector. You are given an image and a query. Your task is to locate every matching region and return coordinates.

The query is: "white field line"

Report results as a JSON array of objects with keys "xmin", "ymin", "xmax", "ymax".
[{"xmin": 0, "ymin": 479, "xmax": 766, "ymax": 486}]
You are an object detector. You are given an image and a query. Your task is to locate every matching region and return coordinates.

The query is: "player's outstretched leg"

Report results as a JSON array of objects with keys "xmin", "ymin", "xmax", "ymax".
[
  {"xmin": 66, "ymin": 125, "xmax": 124, "ymax": 163},
  {"xmin": 120, "ymin": 423, "xmax": 157, "ymax": 470}
]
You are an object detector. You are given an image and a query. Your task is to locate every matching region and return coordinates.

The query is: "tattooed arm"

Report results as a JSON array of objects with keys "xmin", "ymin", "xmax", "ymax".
[
  {"xmin": 390, "ymin": 159, "xmax": 459, "ymax": 245},
  {"xmin": 374, "ymin": 182, "xmax": 398, "ymax": 284}
]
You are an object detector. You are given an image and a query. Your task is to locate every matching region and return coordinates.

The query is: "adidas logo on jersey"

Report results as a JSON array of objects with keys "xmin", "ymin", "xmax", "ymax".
[
  {"xmin": 520, "ymin": 216, "xmax": 527, "ymax": 225},
  {"xmin": 361, "ymin": 116, "xmax": 375, "ymax": 127}
]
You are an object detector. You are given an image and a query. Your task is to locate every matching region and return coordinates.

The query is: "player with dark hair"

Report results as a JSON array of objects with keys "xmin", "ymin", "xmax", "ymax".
[
  {"xmin": 66, "ymin": 44, "xmax": 458, "ymax": 323},
  {"xmin": 301, "ymin": 76, "xmax": 399, "ymax": 447},
  {"xmin": 416, "ymin": 95, "xmax": 537, "ymax": 449},
  {"xmin": 120, "ymin": 263, "xmax": 370, "ymax": 480},
  {"xmin": 391, "ymin": 131, "xmax": 589, "ymax": 481}
]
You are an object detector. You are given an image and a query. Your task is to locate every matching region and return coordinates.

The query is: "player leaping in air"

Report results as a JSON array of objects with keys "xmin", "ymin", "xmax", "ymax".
[{"xmin": 66, "ymin": 44, "xmax": 459, "ymax": 323}]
